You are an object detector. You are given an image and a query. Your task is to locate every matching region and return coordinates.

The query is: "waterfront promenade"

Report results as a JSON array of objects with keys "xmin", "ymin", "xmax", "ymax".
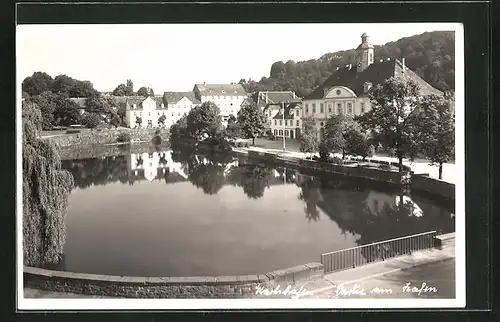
[{"xmin": 250, "ymin": 138, "xmax": 457, "ymax": 184}]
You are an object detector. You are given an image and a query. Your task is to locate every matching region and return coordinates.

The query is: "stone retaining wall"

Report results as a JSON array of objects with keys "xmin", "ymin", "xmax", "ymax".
[
  {"xmin": 42, "ymin": 128, "xmax": 170, "ymax": 148},
  {"xmin": 59, "ymin": 143, "xmax": 171, "ymax": 160},
  {"xmin": 411, "ymin": 174, "xmax": 455, "ymax": 201},
  {"xmin": 24, "ymin": 263, "xmax": 324, "ymax": 298}
]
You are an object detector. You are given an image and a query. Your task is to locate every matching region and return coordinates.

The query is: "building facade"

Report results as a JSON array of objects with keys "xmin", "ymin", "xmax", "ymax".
[
  {"xmin": 193, "ymin": 83, "xmax": 247, "ymax": 120},
  {"xmin": 125, "ymin": 96, "xmax": 168, "ymax": 128},
  {"xmin": 163, "ymin": 92, "xmax": 200, "ymax": 128},
  {"xmin": 256, "ymin": 91, "xmax": 302, "ymax": 131},
  {"xmin": 269, "ymin": 102, "xmax": 303, "ymax": 139},
  {"xmin": 302, "ymin": 32, "xmax": 443, "ymax": 140}
]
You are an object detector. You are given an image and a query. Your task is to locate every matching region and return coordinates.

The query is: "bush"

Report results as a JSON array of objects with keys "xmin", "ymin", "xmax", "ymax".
[
  {"xmin": 378, "ymin": 163, "xmax": 392, "ymax": 170},
  {"xmin": 82, "ymin": 113, "xmax": 101, "ymax": 129},
  {"xmin": 319, "ymin": 143, "xmax": 329, "ymax": 162},
  {"xmin": 331, "ymin": 156, "xmax": 343, "ymax": 164},
  {"xmin": 117, "ymin": 132, "xmax": 131, "ymax": 143}
]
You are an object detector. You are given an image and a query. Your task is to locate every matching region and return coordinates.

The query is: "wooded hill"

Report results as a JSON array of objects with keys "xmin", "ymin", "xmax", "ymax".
[{"xmin": 239, "ymin": 31, "xmax": 455, "ymax": 98}]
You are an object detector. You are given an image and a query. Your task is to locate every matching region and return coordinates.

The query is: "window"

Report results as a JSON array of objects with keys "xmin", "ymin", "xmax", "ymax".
[
  {"xmin": 312, "ymin": 104, "xmax": 316, "ymax": 113},
  {"xmin": 320, "ymin": 103, "xmax": 324, "ymax": 113},
  {"xmin": 274, "ymin": 130, "xmax": 277, "ymax": 135},
  {"xmin": 279, "ymin": 130, "xmax": 283, "ymax": 136},
  {"xmin": 274, "ymin": 120, "xmax": 277, "ymax": 126},
  {"xmin": 296, "ymin": 120, "xmax": 299, "ymax": 126},
  {"xmin": 305, "ymin": 107, "xmax": 309, "ymax": 114},
  {"xmin": 285, "ymin": 130, "xmax": 289, "ymax": 136},
  {"xmin": 149, "ymin": 112, "xmax": 151, "ymax": 116},
  {"xmin": 361, "ymin": 102, "xmax": 365, "ymax": 113},
  {"xmin": 296, "ymin": 110, "xmax": 299, "ymax": 116},
  {"xmin": 284, "ymin": 120, "xmax": 287, "ymax": 126},
  {"xmin": 337, "ymin": 103, "xmax": 342, "ymax": 114},
  {"xmin": 336, "ymin": 89, "xmax": 341, "ymax": 95},
  {"xmin": 320, "ymin": 122, "xmax": 324, "ymax": 127},
  {"xmin": 348, "ymin": 103, "xmax": 353, "ymax": 114},
  {"xmin": 279, "ymin": 120, "xmax": 282, "ymax": 126}
]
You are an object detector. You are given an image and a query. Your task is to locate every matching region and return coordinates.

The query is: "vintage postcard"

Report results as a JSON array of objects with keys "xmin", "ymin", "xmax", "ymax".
[{"xmin": 17, "ymin": 20, "xmax": 465, "ymax": 310}]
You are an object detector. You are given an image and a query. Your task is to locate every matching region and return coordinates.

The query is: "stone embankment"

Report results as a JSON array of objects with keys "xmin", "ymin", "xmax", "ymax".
[
  {"xmin": 24, "ymin": 263, "xmax": 324, "ymax": 298},
  {"xmin": 41, "ymin": 128, "xmax": 170, "ymax": 148}
]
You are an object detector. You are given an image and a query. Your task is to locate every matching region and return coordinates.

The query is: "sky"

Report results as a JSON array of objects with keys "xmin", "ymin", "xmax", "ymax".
[{"xmin": 17, "ymin": 23, "xmax": 457, "ymax": 93}]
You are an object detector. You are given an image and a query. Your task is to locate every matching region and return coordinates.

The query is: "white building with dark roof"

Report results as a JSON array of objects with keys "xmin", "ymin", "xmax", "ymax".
[
  {"xmin": 125, "ymin": 95, "xmax": 168, "ymax": 128},
  {"xmin": 163, "ymin": 92, "xmax": 200, "ymax": 127},
  {"xmin": 193, "ymin": 83, "xmax": 247, "ymax": 120}
]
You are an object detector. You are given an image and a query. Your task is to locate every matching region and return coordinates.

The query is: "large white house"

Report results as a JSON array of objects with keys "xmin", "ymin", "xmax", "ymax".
[
  {"xmin": 193, "ymin": 83, "xmax": 247, "ymax": 120},
  {"xmin": 302, "ymin": 32, "xmax": 443, "ymax": 140},
  {"xmin": 125, "ymin": 96, "xmax": 168, "ymax": 128}
]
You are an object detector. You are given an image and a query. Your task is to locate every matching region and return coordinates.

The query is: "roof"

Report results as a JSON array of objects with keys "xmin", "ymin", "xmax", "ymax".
[
  {"xmin": 193, "ymin": 84, "xmax": 246, "ymax": 97},
  {"xmin": 304, "ymin": 59, "xmax": 443, "ymax": 100},
  {"xmin": 241, "ymin": 97, "xmax": 254, "ymax": 107},
  {"xmin": 256, "ymin": 91, "xmax": 301, "ymax": 109},
  {"xmin": 272, "ymin": 102, "xmax": 302, "ymax": 120},
  {"xmin": 163, "ymin": 92, "xmax": 200, "ymax": 105}
]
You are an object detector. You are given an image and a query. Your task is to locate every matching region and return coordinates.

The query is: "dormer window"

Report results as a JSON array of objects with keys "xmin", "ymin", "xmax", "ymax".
[{"xmin": 221, "ymin": 90, "xmax": 225, "ymax": 94}]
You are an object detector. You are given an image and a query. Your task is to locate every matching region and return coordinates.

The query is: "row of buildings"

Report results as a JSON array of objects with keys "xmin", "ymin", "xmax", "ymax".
[{"xmin": 72, "ymin": 33, "xmax": 443, "ymax": 140}]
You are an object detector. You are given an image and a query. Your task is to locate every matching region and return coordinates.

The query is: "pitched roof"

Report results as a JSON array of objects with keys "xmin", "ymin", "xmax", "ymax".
[
  {"xmin": 256, "ymin": 91, "xmax": 301, "ymax": 109},
  {"xmin": 272, "ymin": 102, "xmax": 302, "ymax": 120},
  {"xmin": 125, "ymin": 96, "xmax": 147, "ymax": 106},
  {"xmin": 194, "ymin": 84, "xmax": 246, "ymax": 96},
  {"xmin": 304, "ymin": 59, "xmax": 442, "ymax": 100},
  {"xmin": 163, "ymin": 92, "xmax": 200, "ymax": 105}
]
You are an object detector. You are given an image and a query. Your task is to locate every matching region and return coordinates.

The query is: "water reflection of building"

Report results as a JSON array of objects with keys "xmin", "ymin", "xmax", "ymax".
[
  {"xmin": 365, "ymin": 191, "xmax": 424, "ymax": 217},
  {"xmin": 127, "ymin": 151, "xmax": 189, "ymax": 183}
]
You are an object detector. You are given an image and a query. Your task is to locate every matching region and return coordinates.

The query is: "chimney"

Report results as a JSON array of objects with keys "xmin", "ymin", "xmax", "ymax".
[{"xmin": 402, "ymin": 58, "xmax": 406, "ymax": 72}]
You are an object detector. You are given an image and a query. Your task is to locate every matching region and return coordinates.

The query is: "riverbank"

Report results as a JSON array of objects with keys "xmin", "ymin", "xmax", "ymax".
[{"xmin": 41, "ymin": 127, "xmax": 170, "ymax": 148}]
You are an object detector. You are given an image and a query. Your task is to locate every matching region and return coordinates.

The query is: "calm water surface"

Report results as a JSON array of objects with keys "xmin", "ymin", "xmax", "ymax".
[{"xmin": 55, "ymin": 146, "xmax": 455, "ymax": 277}]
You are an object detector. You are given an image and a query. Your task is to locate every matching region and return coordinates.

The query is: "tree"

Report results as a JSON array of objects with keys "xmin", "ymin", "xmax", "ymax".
[
  {"xmin": 237, "ymin": 104, "xmax": 267, "ymax": 145},
  {"xmin": 136, "ymin": 86, "xmax": 154, "ymax": 97},
  {"xmin": 417, "ymin": 94, "xmax": 455, "ymax": 179},
  {"xmin": 29, "ymin": 91, "xmax": 58, "ymax": 129},
  {"xmin": 126, "ymin": 79, "xmax": 134, "ymax": 93},
  {"xmin": 344, "ymin": 125, "xmax": 375, "ymax": 160},
  {"xmin": 224, "ymin": 121, "xmax": 243, "ymax": 140},
  {"xmin": 53, "ymin": 96, "xmax": 82, "ymax": 126},
  {"xmin": 112, "ymin": 83, "xmax": 134, "ymax": 96},
  {"xmin": 300, "ymin": 117, "xmax": 319, "ymax": 159},
  {"xmin": 170, "ymin": 115, "xmax": 189, "ymax": 140},
  {"xmin": 22, "ymin": 99, "xmax": 74, "ymax": 266},
  {"xmin": 83, "ymin": 113, "xmax": 101, "ymax": 129},
  {"xmin": 22, "ymin": 72, "xmax": 53, "ymax": 97},
  {"xmin": 322, "ymin": 114, "xmax": 357, "ymax": 159},
  {"xmin": 187, "ymin": 102, "xmax": 223, "ymax": 140},
  {"xmin": 158, "ymin": 114, "xmax": 166, "ymax": 127},
  {"xmin": 356, "ymin": 77, "xmax": 422, "ymax": 172}
]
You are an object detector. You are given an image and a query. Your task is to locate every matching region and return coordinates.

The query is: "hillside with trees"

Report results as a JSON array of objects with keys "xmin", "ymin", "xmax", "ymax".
[{"xmin": 238, "ymin": 31, "xmax": 455, "ymax": 97}]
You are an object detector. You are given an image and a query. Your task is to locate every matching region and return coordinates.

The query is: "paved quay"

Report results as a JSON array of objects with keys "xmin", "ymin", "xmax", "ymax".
[
  {"xmin": 246, "ymin": 138, "xmax": 457, "ymax": 184},
  {"xmin": 292, "ymin": 238, "xmax": 455, "ymax": 299}
]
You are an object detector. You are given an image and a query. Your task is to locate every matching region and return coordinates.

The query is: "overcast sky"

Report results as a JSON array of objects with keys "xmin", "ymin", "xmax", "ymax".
[{"xmin": 17, "ymin": 23, "xmax": 458, "ymax": 93}]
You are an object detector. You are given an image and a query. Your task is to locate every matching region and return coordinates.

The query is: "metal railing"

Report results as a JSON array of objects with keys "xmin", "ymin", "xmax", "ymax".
[{"xmin": 321, "ymin": 231, "xmax": 437, "ymax": 274}]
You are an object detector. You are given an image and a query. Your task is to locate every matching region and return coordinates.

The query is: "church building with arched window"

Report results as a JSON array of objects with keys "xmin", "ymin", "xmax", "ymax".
[{"xmin": 301, "ymin": 32, "xmax": 443, "ymax": 140}]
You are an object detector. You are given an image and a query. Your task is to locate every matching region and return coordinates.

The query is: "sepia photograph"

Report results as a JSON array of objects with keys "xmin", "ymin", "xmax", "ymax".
[{"xmin": 17, "ymin": 21, "xmax": 464, "ymax": 310}]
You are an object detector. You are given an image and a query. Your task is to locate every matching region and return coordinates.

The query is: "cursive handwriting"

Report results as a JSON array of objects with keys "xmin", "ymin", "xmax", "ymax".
[
  {"xmin": 402, "ymin": 282, "xmax": 438, "ymax": 295},
  {"xmin": 255, "ymin": 284, "xmax": 314, "ymax": 297},
  {"xmin": 334, "ymin": 284, "xmax": 367, "ymax": 297}
]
